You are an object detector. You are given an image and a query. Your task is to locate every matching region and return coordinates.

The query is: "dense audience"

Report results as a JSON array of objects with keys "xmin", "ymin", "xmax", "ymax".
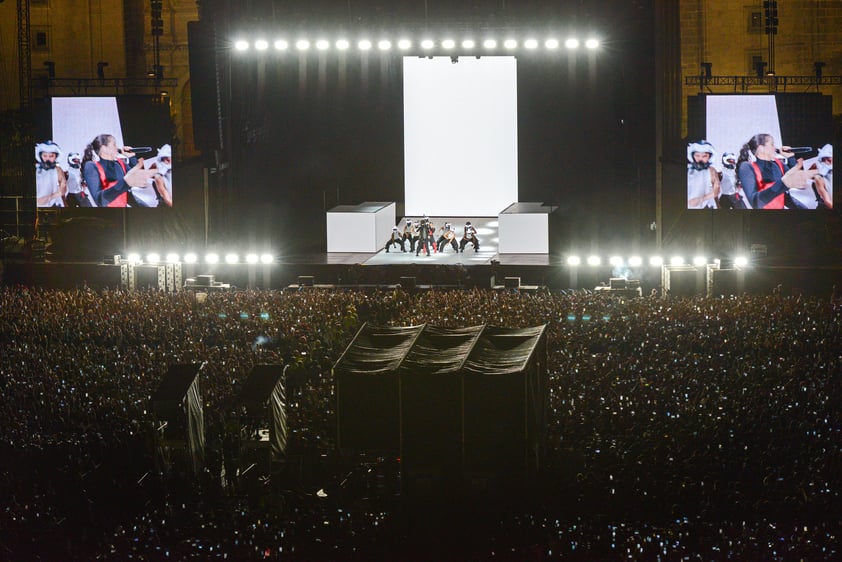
[{"xmin": 1, "ymin": 285, "xmax": 840, "ymax": 560}]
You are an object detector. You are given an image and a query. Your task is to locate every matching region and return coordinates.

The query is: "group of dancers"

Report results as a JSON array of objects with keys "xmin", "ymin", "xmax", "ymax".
[{"xmin": 384, "ymin": 217, "xmax": 480, "ymax": 256}]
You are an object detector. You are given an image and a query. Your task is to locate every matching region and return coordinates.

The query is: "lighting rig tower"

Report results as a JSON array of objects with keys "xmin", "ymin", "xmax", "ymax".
[
  {"xmin": 764, "ymin": 0, "xmax": 778, "ymax": 75},
  {"xmin": 17, "ymin": 0, "xmax": 32, "ymax": 111}
]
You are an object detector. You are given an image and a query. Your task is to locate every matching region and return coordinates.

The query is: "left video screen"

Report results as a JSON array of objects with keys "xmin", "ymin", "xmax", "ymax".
[{"xmin": 35, "ymin": 96, "xmax": 173, "ymax": 208}]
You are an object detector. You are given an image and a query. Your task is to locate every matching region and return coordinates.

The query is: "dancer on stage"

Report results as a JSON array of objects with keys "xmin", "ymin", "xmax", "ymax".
[
  {"xmin": 460, "ymin": 221, "xmax": 480, "ymax": 252},
  {"xmin": 384, "ymin": 226, "xmax": 406, "ymax": 253},
  {"xmin": 402, "ymin": 219, "xmax": 417, "ymax": 254},
  {"xmin": 436, "ymin": 222, "xmax": 458, "ymax": 253}
]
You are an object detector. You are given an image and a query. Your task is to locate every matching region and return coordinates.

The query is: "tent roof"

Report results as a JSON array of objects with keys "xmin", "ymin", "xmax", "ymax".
[
  {"xmin": 152, "ymin": 363, "xmax": 203, "ymax": 402},
  {"xmin": 238, "ymin": 364, "xmax": 283, "ymax": 404},
  {"xmin": 335, "ymin": 323, "xmax": 546, "ymax": 376}
]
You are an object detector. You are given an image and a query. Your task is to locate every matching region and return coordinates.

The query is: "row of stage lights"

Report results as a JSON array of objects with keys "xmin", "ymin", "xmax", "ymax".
[
  {"xmin": 233, "ymin": 37, "xmax": 600, "ymax": 53},
  {"xmin": 124, "ymin": 253, "xmax": 275, "ymax": 265},
  {"xmin": 565, "ymin": 255, "xmax": 750, "ymax": 268}
]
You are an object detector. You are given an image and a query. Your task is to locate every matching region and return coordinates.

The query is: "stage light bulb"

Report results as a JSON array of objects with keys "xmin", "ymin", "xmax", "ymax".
[
  {"xmin": 442, "ymin": 39, "xmax": 455, "ymax": 49},
  {"xmin": 649, "ymin": 256, "xmax": 663, "ymax": 267},
  {"xmin": 358, "ymin": 39, "xmax": 372, "ymax": 50},
  {"xmin": 166, "ymin": 253, "xmax": 180, "ymax": 264},
  {"xmin": 628, "ymin": 256, "xmax": 643, "ymax": 267},
  {"xmin": 503, "ymin": 39, "xmax": 518, "ymax": 49},
  {"xmin": 335, "ymin": 39, "xmax": 349, "ymax": 50},
  {"xmin": 398, "ymin": 39, "xmax": 411, "ymax": 50},
  {"xmin": 524, "ymin": 39, "xmax": 538, "ymax": 49},
  {"xmin": 378, "ymin": 40, "xmax": 391, "ymax": 50},
  {"xmin": 225, "ymin": 253, "xmax": 239, "ymax": 264},
  {"xmin": 316, "ymin": 39, "xmax": 330, "ymax": 51},
  {"xmin": 587, "ymin": 255, "xmax": 601, "ymax": 266},
  {"xmin": 421, "ymin": 39, "xmax": 434, "ymax": 50},
  {"xmin": 127, "ymin": 253, "xmax": 141, "ymax": 264},
  {"xmin": 565, "ymin": 38, "xmax": 580, "ymax": 49},
  {"xmin": 567, "ymin": 256, "xmax": 581, "ymax": 266},
  {"xmin": 260, "ymin": 253, "xmax": 274, "ymax": 264},
  {"xmin": 609, "ymin": 256, "xmax": 623, "ymax": 267},
  {"xmin": 295, "ymin": 39, "xmax": 310, "ymax": 50},
  {"xmin": 183, "ymin": 253, "xmax": 198, "ymax": 264},
  {"xmin": 274, "ymin": 39, "xmax": 288, "ymax": 51},
  {"xmin": 205, "ymin": 253, "xmax": 219, "ymax": 264},
  {"xmin": 693, "ymin": 256, "xmax": 707, "ymax": 266},
  {"xmin": 482, "ymin": 39, "xmax": 497, "ymax": 49},
  {"xmin": 585, "ymin": 38, "xmax": 600, "ymax": 49},
  {"xmin": 246, "ymin": 254, "xmax": 259, "ymax": 264},
  {"xmin": 234, "ymin": 40, "xmax": 249, "ymax": 51},
  {"xmin": 461, "ymin": 39, "xmax": 475, "ymax": 49},
  {"xmin": 670, "ymin": 256, "xmax": 685, "ymax": 266},
  {"xmin": 254, "ymin": 39, "xmax": 268, "ymax": 51},
  {"xmin": 545, "ymin": 38, "xmax": 559, "ymax": 49},
  {"xmin": 146, "ymin": 253, "xmax": 160, "ymax": 264},
  {"xmin": 734, "ymin": 256, "xmax": 748, "ymax": 267}
]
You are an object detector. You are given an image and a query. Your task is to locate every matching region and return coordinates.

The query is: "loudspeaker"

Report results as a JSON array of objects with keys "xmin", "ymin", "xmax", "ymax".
[
  {"xmin": 504, "ymin": 276, "xmax": 521, "ymax": 288},
  {"xmin": 298, "ymin": 275, "xmax": 314, "ymax": 287},
  {"xmin": 103, "ymin": 255, "xmax": 121, "ymax": 265},
  {"xmin": 196, "ymin": 274, "xmax": 214, "ymax": 286},
  {"xmin": 399, "ymin": 276, "xmax": 416, "ymax": 289}
]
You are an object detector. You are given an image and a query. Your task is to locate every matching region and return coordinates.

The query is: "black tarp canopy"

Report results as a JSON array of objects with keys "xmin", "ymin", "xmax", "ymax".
[
  {"xmin": 152, "ymin": 363, "xmax": 205, "ymax": 473},
  {"xmin": 237, "ymin": 364, "xmax": 288, "ymax": 461}
]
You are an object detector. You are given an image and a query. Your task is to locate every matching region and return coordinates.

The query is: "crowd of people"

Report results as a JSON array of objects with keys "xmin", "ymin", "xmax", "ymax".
[{"xmin": 1, "ymin": 285, "xmax": 840, "ymax": 560}]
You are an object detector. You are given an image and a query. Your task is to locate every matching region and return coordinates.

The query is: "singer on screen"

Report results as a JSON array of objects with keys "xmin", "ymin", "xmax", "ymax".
[
  {"xmin": 81, "ymin": 134, "xmax": 156, "ymax": 207},
  {"xmin": 736, "ymin": 134, "xmax": 820, "ymax": 210}
]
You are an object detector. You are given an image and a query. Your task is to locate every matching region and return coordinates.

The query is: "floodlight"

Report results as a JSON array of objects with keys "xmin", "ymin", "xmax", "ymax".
[
  {"xmin": 649, "ymin": 256, "xmax": 663, "ymax": 266},
  {"xmin": 254, "ymin": 39, "xmax": 268, "ymax": 51},
  {"xmin": 628, "ymin": 256, "xmax": 643, "ymax": 267},
  {"xmin": 295, "ymin": 39, "xmax": 310, "ymax": 50},
  {"xmin": 442, "ymin": 39, "xmax": 455, "ymax": 49},
  {"xmin": 127, "ymin": 253, "xmax": 141, "ymax": 264},
  {"xmin": 358, "ymin": 39, "xmax": 372, "ymax": 50},
  {"xmin": 246, "ymin": 253, "xmax": 259, "ymax": 264},
  {"xmin": 166, "ymin": 253, "xmax": 180, "ymax": 264},
  {"xmin": 260, "ymin": 253, "xmax": 274, "ymax": 264},
  {"xmin": 734, "ymin": 256, "xmax": 748, "ymax": 267},
  {"xmin": 146, "ymin": 253, "xmax": 160, "ymax": 264},
  {"xmin": 377, "ymin": 40, "xmax": 391, "ymax": 51},
  {"xmin": 335, "ymin": 39, "xmax": 349, "ymax": 50},
  {"xmin": 398, "ymin": 39, "xmax": 411, "ymax": 50},
  {"xmin": 274, "ymin": 39, "xmax": 288, "ymax": 51},
  {"xmin": 609, "ymin": 256, "xmax": 623, "ymax": 267},
  {"xmin": 503, "ymin": 39, "xmax": 518, "ymax": 49},
  {"xmin": 567, "ymin": 255, "xmax": 581, "ymax": 266},
  {"xmin": 545, "ymin": 38, "xmax": 559, "ymax": 49},
  {"xmin": 585, "ymin": 38, "xmax": 600, "ymax": 49},
  {"xmin": 234, "ymin": 40, "xmax": 249, "ymax": 51},
  {"xmin": 421, "ymin": 39, "xmax": 434, "ymax": 50},
  {"xmin": 461, "ymin": 39, "xmax": 475, "ymax": 49},
  {"xmin": 693, "ymin": 256, "xmax": 707, "ymax": 266},
  {"xmin": 483, "ymin": 39, "xmax": 497, "ymax": 49},
  {"xmin": 225, "ymin": 253, "xmax": 239, "ymax": 264},
  {"xmin": 670, "ymin": 256, "xmax": 685, "ymax": 266},
  {"xmin": 524, "ymin": 39, "xmax": 538, "ymax": 49},
  {"xmin": 316, "ymin": 39, "xmax": 330, "ymax": 50},
  {"xmin": 587, "ymin": 255, "xmax": 601, "ymax": 266},
  {"xmin": 205, "ymin": 253, "xmax": 219, "ymax": 264},
  {"xmin": 183, "ymin": 253, "xmax": 198, "ymax": 264},
  {"xmin": 565, "ymin": 38, "xmax": 580, "ymax": 49}
]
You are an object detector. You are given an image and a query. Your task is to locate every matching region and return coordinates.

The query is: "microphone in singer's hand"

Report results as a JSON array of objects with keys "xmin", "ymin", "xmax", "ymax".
[
  {"xmin": 778, "ymin": 147, "xmax": 813, "ymax": 155},
  {"xmin": 119, "ymin": 146, "xmax": 154, "ymax": 154}
]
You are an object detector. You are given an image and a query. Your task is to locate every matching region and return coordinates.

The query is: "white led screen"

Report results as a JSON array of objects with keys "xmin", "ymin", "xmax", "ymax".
[{"xmin": 403, "ymin": 56, "xmax": 518, "ymax": 217}]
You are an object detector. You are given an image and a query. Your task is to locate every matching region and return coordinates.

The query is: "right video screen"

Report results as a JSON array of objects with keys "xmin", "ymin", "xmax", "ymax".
[{"xmin": 687, "ymin": 94, "xmax": 833, "ymax": 210}]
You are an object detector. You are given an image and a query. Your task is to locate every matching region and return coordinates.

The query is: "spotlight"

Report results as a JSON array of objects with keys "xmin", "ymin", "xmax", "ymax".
[
  {"xmin": 567, "ymin": 255, "xmax": 581, "ymax": 266},
  {"xmin": 96, "ymin": 61, "xmax": 109, "ymax": 79},
  {"xmin": 316, "ymin": 39, "xmax": 330, "ymax": 50},
  {"xmin": 127, "ymin": 253, "xmax": 142, "ymax": 264},
  {"xmin": 670, "ymin": 256, "xmax": 685, "ymax": 266},
  {"xmin": 295, "ymin": 39, "xmax": 310, "ymax": 51},
  {"xmin": 234, "ymin": 40, "xmax": 249, "ymax": 51},
  {"xmin": 461, "ymin": 39, "xmax": 475, "ymax": 49},
  {"xmin": 585, "ymin": 38, "xmax": 600, "ymax": 49},
  {"xmin": 246, "ymin": 253, "xmax": 259, "ymax": 264},
  {"xmin": 503, "ymin": 39, "xmax": 518, "ymax": 49},
  {"xmin": 734, "ymin": 256, "xmax": 748, "ymax": 267},
  {"xmin": 545, "ymin": 38, "xmax": 559, "ymax": 49},
  {"xmin": 358, "ymin": 39, "xmax": 372, "ymax": 50},
  {"xmin": 398, "ymin": 39, "xmax": 412, "ymax": 50},
  {"xmin": 260, "ymin": 253, "xmax": 274, "ymax": 264},
  {"xmin": 225, "ymin": 253, "xmax": 239, "ymax": 264},
  {"xmin": 693, "ymin": 256, "xmax": 707, "ymax": 266},
  {"xmin": 146, "ymin": 253, "xmax": 160, "ymax": 264},
  {"xmin": 483, "ymin": 39, "xmax": 497, "ymax": 49},
  {"xmin": 205, "ymin": 253, "xmax": 219, "ymax": 264},
  {"xmin": 628, "ymin": 256, "xmax": 643, "ymax": 267},
  {"xmin": 442, "ymin": 39, "xmax": 455, "ymax": 49},
  {"xmin": 421, "ymin": 39, "xmax": 434, "ymax": 50},
  {"xmin": 649, "ymin": 256, "xmax": 663, "ymax": 266},
  {"xmin": 274, "ymin": 39, "xmax": 288, "ymax": 50},
  {"xmin": 609, "ymin": 256, "xmax": 623, "ymax": 267},
  {"xmin": 565, "ymin": 38, "xmax": 580, "ymax": 49},
  {"xmin": 335, "ymin": 39, "xmax": 349, "ymax": 50},
  {"xmin": 183, "ymin": 253, "xmax": 198, "ymax": 264},
  {"xmin": 524, "ymin": 39, "xmax": 538, "ymax": 49},
  {"xmin": 166, "ymin": 253, "xmax": 180, "ymax": 264},
  {"xmin": 587, "ymin": 255, "xmax": 601, "ymax": 266},
  {"xmin": 254, "ymin": 39, "xmax": 268, "ymax": 51},
  {"xmin": 377, "ymin": 39, "xmax": 391, "ymax": 50}
]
